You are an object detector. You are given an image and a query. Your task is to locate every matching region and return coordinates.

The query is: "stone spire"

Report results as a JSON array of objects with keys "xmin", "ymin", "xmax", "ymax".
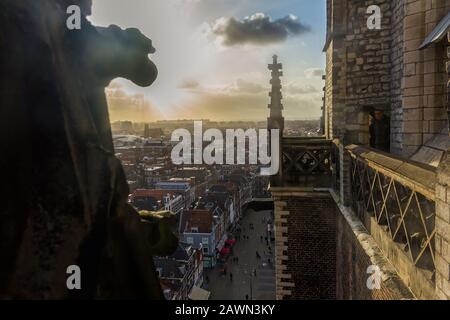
[{"xmin": 267, "ymin": 55, "xmax": 284, "ymax": 133}]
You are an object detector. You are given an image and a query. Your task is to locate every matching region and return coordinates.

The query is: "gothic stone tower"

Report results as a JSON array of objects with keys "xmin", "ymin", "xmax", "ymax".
[{"xmin": 267, "ymin": 55, "xmax": 285, "ymax": 133}]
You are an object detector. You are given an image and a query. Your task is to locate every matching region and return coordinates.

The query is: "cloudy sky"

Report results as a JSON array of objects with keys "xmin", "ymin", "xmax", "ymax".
[{"xmin": 90, "ymin": 0, "xmax": 326, "ymax": 122}]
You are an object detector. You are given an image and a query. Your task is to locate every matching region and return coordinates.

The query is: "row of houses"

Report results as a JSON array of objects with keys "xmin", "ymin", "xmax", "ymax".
[
  {"xmin": 127, "ymin": 167, "xmax": 255, "ymax": 299},
  {"xmin": 129, "ymin": 185, "xmax": 207, "ymax": 300},
  {"xmin": 116, "ymin": 131, "xmax": 271, "ymax": 299},
  {"xmin": 179, "ymin": 170, "xmax": 253, "ymax": 269},
  {"xmin": 154, "ymin": 242, "xmax": 205, "ymax": 300}
]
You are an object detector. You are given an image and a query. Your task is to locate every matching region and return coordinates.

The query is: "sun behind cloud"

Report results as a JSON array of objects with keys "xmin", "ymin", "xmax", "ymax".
[{"xmin": 92, "ymin": 0, "xmax": 325, "ymax": 122}]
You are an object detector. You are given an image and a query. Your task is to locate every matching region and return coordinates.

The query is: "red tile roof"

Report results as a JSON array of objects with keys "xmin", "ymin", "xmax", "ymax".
[{"xmin": 181, "ymin": 209, "xmax": 213, "ymax": 234}]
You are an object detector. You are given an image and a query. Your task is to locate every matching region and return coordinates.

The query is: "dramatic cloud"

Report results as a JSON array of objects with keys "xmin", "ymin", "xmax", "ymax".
[
  {"xmin": 304, "ymin": 68, "xmax": 324, "ymax": 78},
  {"xmin": 211, "ymin": 13, "xmax": 310, "ymax": 47}
]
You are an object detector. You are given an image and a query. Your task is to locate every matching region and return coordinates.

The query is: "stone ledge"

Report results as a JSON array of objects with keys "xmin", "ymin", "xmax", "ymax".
[
  {"xmin": 330, "ymin": 189, "xmax": 417, "ymax": 300},
  {"xmin": 346, "ymin": 144, "xmax": 436, "ymax": 199}
]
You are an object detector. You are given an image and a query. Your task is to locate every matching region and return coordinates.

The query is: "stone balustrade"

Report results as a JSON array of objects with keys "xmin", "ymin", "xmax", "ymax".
[{"xmin": 271, "ymin": 137, "xmax": 333, "ymax": 189}]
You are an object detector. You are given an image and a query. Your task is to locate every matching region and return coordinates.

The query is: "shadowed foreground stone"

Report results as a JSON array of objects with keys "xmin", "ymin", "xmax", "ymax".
[{"xmin": 0, "ymin": 0, "xmax": 177, "ymax": 299}]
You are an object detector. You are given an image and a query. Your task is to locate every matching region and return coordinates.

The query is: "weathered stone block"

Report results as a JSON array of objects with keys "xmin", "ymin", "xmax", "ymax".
[
  {"xmin": 403, "ymin": 120, "xmax": 423, "ymax": 132},
  {"xmin": 404, "ymin": 75, "xmax": 423, "ymax": 88},
  {"xmin": 437, "ymin": 200, "xmax": 450, "ymax": 223},
  {"xmin": 403, "ymin": 133, "xmax": 423, "ymax": 145},
  {"xmin": 435, "ymin": 255, "xmax": 450, "ymax": 281}
]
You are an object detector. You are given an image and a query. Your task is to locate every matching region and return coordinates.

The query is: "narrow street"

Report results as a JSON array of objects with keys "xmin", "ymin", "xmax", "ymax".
[{"xmin": 205, "ymin": 209, "xmax": 276, "ymax": 300}]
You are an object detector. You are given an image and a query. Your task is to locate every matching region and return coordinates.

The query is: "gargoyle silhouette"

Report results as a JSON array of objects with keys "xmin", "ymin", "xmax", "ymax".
[{"xmin": 0, "ymin": 0, "xmax": 177, "ymax": 299}]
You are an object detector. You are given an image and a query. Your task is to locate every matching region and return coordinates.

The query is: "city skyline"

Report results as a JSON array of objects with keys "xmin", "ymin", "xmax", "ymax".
[{"xmin": 90, "ymin": 0, "xmax": 326, "ymax": 122}]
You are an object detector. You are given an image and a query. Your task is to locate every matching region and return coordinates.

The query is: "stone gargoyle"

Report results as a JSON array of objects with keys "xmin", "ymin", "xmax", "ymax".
[{"xmin": 0, "ymin": 0, "xmax": 178, "ymax": 299}]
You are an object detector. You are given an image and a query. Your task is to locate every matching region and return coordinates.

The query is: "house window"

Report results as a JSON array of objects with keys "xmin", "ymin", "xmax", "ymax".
[
  {"xmin": 202, "ymin": 237, "xmax": 209, "ymax": 245},
  {"xmin": 186, "ymin": 237, "xmax": 194, "ymax": 244},
  {"xmin": 191, "ymin": 227, "xmax": 198, "ymax": 233},
  {"xmin": 203, "ymin": 247, "xmax": 209, "ymax": 254}
]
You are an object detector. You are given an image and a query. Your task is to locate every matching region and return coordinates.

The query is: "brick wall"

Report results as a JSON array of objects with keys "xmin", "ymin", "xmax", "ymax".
[
  {"xmin": 273, "ymin": 190, "xmax": 415, "ymax": 300},
  {"xmin": 391, "ymin": 0, "xmax": 405, "ymax": 154},
  {"xmin": 324, "ymin": 0, "xmax": 347, "ymax": 140},
  {"xmin": 274, "ymin": 193, "xmax": 337, "ymax": 300},
  {"xmin": 326, "ymin": 0, "xmax": 449, "ymax": 156},
  {"xmin": 401, "ymin": 0, "xmax": 449, "ymax": 157},
  {"xmin": 343, "ymin": 0, "xmax": 392, "ymax": 145},
  {"xmin": 325, "ymin": 40, "xmax": 346, "ymax": 140}
]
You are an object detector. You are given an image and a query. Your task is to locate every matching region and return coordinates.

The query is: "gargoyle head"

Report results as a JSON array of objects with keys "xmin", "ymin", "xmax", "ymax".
[{"xmin": 89, "ymin": 25, "xmax": 158, "ymax": 87}]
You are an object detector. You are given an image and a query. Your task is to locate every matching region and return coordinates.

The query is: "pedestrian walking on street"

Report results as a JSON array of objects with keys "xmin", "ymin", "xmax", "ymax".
[
  {"xmin": 230, "ymin": 273, "xmax": 233, "ymax": 282},
  {"xmin": 245, "ymin": 294, "xmax": 249, "ymax": 300}
]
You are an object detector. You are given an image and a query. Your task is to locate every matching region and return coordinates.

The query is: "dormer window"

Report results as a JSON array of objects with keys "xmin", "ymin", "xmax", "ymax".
[{"xmin": 191, "ymin": 227, "xmax": 198, "ymax": 233}]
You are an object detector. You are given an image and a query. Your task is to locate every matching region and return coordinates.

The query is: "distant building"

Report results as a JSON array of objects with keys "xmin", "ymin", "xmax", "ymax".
[
  {"xmin": 154, "ymin": 242, "xmax": 204, "ymax": 300},
  {"xmin": 111, "ymin": 120, "xmax": 133, "ymax": 134},
  {"xmin": 143, "ymin": 124, "xmax": 164, "ymax": 139},
  {"xmin": 129, "ymin": 189, "xmax": 183, "ymax": 216},
  {"xmin": 180, "ymin": 209, "xmax": 219, "ymax": 268},
  {"xmin": 156, "ymin": 179, "xmax": 196, "ymax": 208}
]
